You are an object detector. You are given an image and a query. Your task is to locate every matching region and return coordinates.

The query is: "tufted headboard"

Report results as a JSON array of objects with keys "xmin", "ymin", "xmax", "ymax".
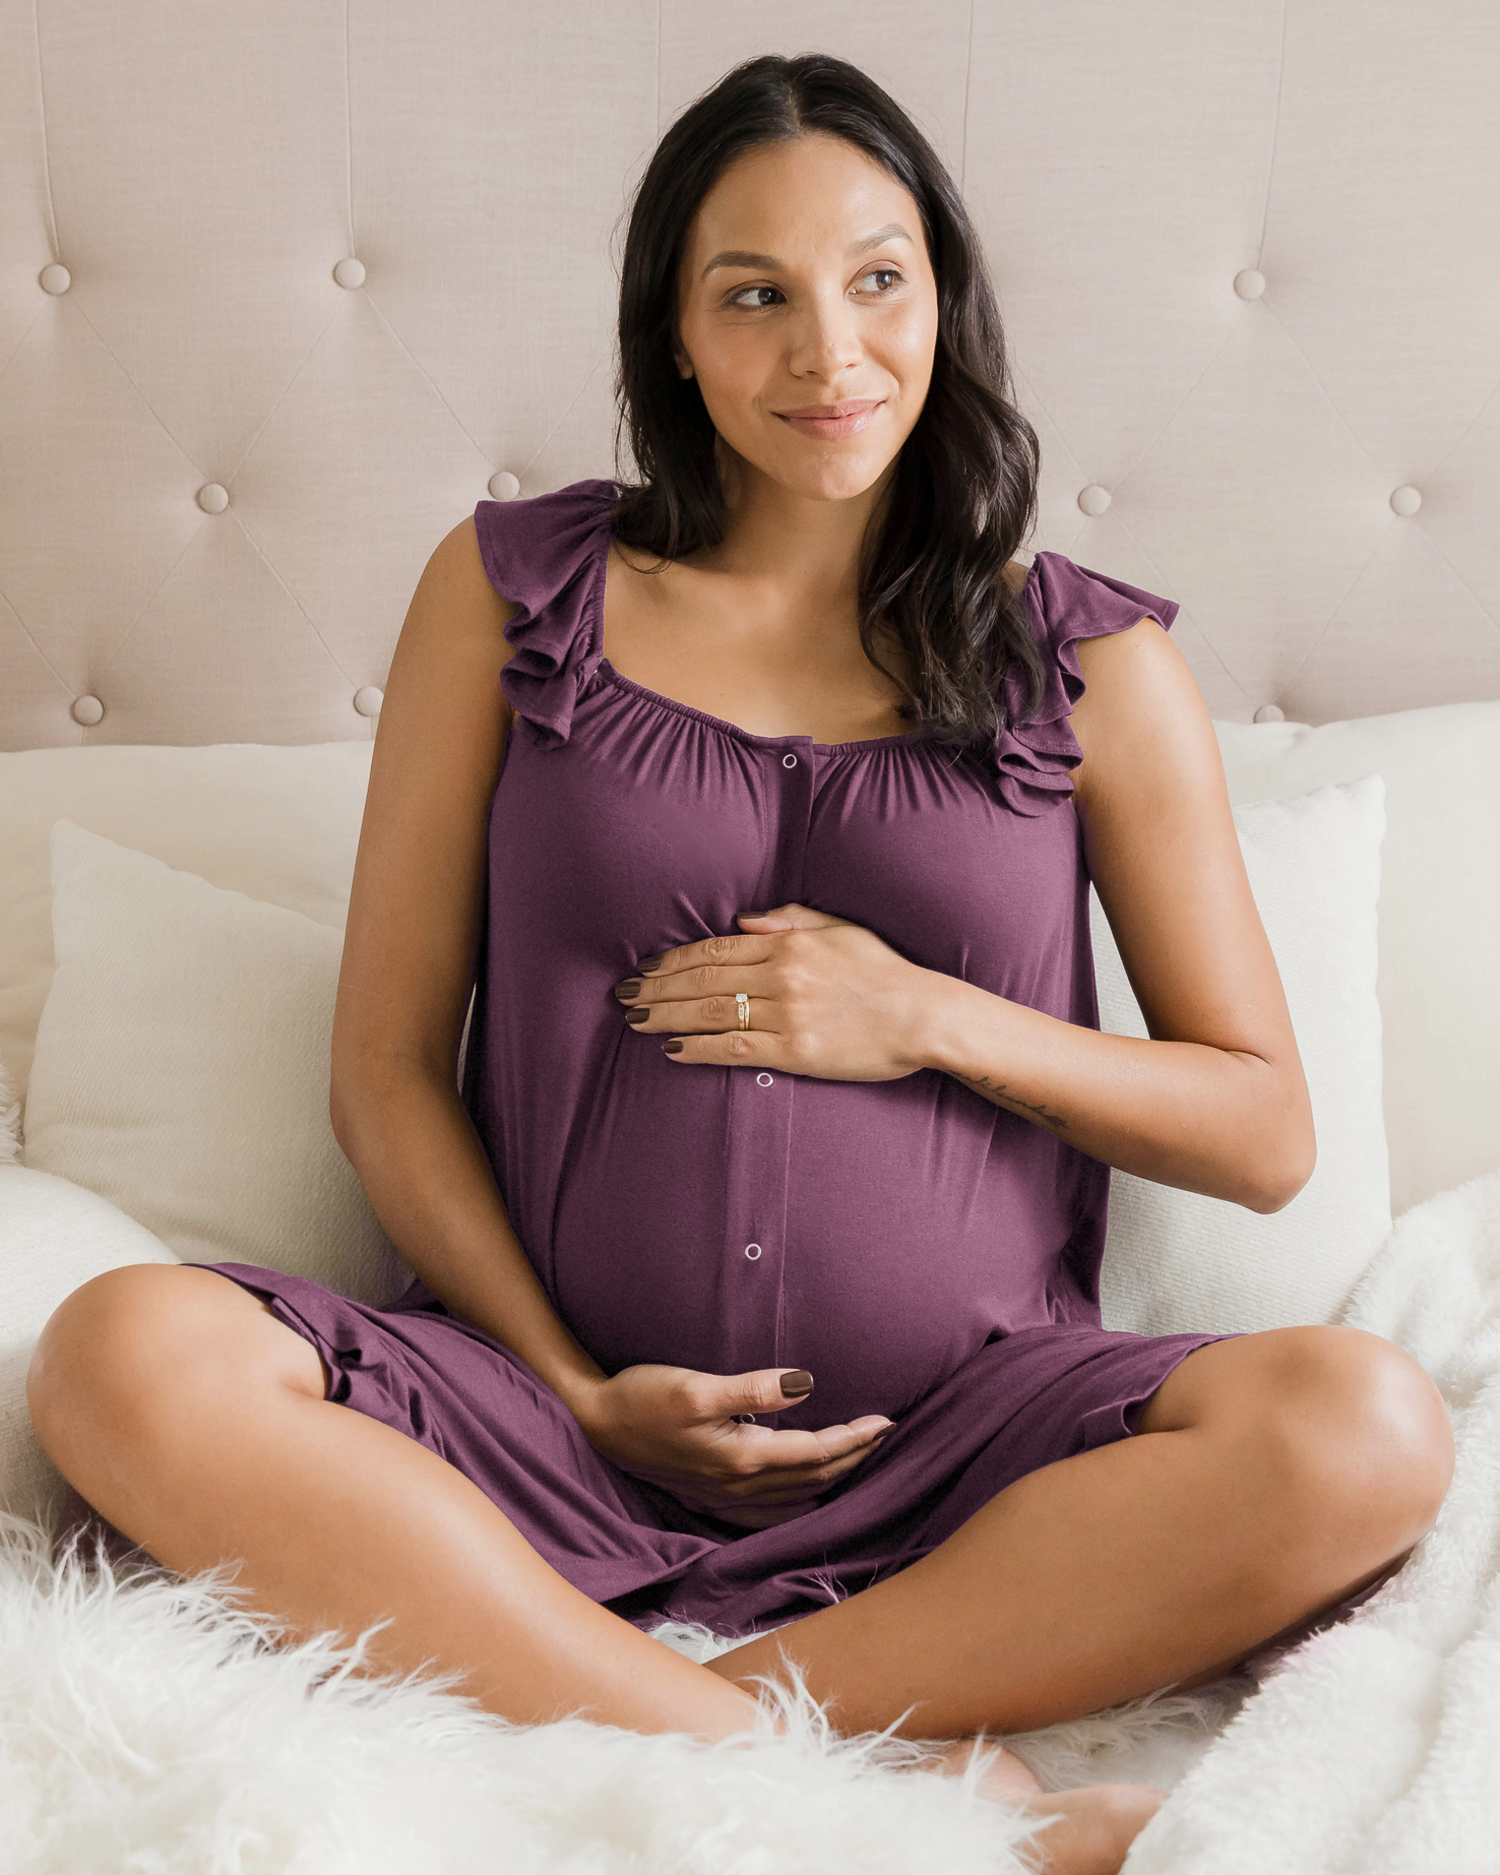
[{"xmin": 3, "ymin": 1, "xmax": 1497, "ymax": 752}]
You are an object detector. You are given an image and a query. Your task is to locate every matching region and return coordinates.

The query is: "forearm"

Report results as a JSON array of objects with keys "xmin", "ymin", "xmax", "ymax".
[
  {"xmin": 913, "ymin": 972, "xmax": 1312, "ymax": 1213},
  {"xmin": 331, "ymin": 1064, "xmax": 606, "ymax": 1412}
]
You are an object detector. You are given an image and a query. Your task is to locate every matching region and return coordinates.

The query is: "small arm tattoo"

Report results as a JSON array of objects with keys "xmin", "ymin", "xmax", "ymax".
[{"xmin": 949, "ymin": 1070, "xmax": 1072, "ymax": 1132}]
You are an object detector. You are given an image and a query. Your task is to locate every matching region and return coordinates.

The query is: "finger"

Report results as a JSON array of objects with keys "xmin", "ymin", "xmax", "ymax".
[
  {"xmin": 710, "ymin": 1368, "xmax": 823, "ymax": 1419},
  {"xmin": 625, "ymin": 988, "xmax": 779, "ymax": 1038},
  {"xmin": 632, "ymin": 929, "xmax": 764, "ymax": 981},
  {"xmin": 717, "ymin": 1415, "xmax": 895, "ymax": 1471},
  {"xmin": 736, "ymin": 902, "xmax": 852, "ymax": 931}
]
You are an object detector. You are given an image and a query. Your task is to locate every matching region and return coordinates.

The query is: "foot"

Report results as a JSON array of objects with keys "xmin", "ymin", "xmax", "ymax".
[{"xmin": 924, "ymin": 1740, "xmax": 1167, "ymax": 1874}]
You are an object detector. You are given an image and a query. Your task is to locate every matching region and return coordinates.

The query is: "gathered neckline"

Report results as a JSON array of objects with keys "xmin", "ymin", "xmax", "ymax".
[{"xmin": 584, "ymin": 516, "xmax": 1037, "ymax": 756}]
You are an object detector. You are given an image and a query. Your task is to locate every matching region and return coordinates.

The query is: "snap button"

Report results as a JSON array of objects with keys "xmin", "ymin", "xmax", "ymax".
[
  {"xmin": 782, "ymin": 752, "xmax": 798, "ymax": 768},
  {"xmin": 744, "ymin": 1243, "xmax": 763, "ymax": 1261},
  {"xmin": 756, "ymin": 1072, "xmax": 773, "ymax": 1087}
]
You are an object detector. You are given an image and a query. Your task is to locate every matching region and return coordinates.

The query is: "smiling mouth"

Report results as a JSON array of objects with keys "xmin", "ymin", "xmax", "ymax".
[{"xmin": 776, "ymin": 401, "xmax": 883, "ymax": 436}]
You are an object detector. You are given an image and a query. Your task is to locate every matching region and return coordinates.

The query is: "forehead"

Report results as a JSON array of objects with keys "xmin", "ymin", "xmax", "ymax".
[{"xmin": 681, "ymin": 135, "xmax": 919, "ymax": 275}]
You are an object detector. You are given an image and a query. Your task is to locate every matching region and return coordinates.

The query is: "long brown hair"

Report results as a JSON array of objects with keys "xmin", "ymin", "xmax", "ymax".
[{"xmin": 605, "ymin": 50, "xmax": 1047, "ymax": 756}]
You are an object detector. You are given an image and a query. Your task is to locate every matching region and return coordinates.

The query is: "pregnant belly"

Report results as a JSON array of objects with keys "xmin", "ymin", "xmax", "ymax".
[{"xmin": 543, "ymin": 1106, "xmax": 1065, "ymax": 1430}]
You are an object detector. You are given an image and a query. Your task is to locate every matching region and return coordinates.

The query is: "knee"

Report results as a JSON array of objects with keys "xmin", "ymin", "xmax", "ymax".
[
  {"xmin": 1255, "ymin": 1324, "xmax": 1454, "ymax": 1555},
  {"xmin": 26, "ymin": 1264, "xmax": 300, "ymax": 1477}
]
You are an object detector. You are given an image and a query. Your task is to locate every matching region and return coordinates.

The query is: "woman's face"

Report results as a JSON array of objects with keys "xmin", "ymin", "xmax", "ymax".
[{"xmin": 673, "ymin": 132, "xmax": 940, "ymax": 506}]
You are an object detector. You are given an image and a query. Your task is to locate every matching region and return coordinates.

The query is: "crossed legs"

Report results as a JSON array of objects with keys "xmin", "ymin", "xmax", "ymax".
[{"xmin": 29, "ymin": 1261, "xmax": 1452, "ymax": 1745}]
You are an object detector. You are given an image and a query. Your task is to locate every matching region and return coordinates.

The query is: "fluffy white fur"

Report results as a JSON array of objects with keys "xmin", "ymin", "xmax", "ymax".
[
  {"xmin": 0, "ymin": 1508, "xmax": 1232, "ymax": 1875},
  {"xmin": 4, "ymin": 1166, "xmax": 1497, "ymax": 1872}
]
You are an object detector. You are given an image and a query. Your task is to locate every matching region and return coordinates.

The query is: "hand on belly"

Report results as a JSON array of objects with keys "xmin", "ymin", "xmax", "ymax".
[{"xmin": 565, "ymin": 1360, "xmax": 893, "ymax": 1523}]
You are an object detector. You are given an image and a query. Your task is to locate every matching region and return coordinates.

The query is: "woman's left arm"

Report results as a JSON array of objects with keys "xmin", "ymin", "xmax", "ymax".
[{"xmin": 921, "ymin": 616, "xmax": 1316, "ymax": 1214}]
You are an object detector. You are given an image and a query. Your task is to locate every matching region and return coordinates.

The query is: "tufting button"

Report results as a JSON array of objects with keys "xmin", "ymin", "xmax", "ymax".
[
  {"xmin": 1078, "ymin": 485, "xmax": 1111, "ymax": 516},
  {"xmin": 1390, "ymin": 485, "xmax": 1422, "ymax": 516},
  {"xmin": 71, "ymin": 695, "xmax": 104, "ymax": 726},
  {"xmin": 353, "ymin": 686, "xmax": 384, "ymax": 718},
  {"xmin": 1234, "ymin": 269, "xmax": 1266, "ymax": 300},
  {"xmin": 39, "ymin": 263, "xmax": 71, "ymax": 295},
  {"xmin": 197, "ymin": 483, "xmax": 229, "ymax": 513},
  {"xmin": 333, "ymin": 257, "xmax": 366, "ymax": 289},
  {"xmin": 1253, "ymin": 704, "xmax": 1285, "ymax": 724},
  {"xmin": 488, "ymin": 471, "xmax": 521, "ymax": 502}
]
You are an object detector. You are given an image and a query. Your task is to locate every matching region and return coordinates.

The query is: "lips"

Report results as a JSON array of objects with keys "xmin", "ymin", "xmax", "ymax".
[{"xmin": 776, "ymin": 400, "xmax": 880, "ymax": 420}]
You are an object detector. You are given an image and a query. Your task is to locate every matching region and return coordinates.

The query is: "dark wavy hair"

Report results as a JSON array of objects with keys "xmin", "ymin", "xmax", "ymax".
[{"xmin": 604, "ymin": 51, "xmax": 1046, "ymax": 754}]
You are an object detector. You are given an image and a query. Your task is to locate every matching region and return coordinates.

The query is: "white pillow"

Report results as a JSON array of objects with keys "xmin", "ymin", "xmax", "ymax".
[
  {"xmin": 0, "ymin": 741, "xmax": 374, "ymax": 1147},
  {"xmin": 1214, "ymin": 700, "xmax": 1500, "ymax": 1218},
  {"xmin": 1097, "ymin": 776, "xmax": 1390, "ymax": 1338},
  {"xmin": 22, "ymin": 822, "xmax": 411, "ymax": 1307},
  {"xmin": 0, "ymin": 1166, "xmax": 179, "ymax": 1521}
]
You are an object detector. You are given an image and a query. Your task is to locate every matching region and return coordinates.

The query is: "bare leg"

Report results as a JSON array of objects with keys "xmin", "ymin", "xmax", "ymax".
[
  {"xmin": 706, "ymin": 1325, "xmax": 1454, "ymax": 1739},
  {"xmin": 27, "ymin": 1264, "xmax": 759, "ymax": 1740}
]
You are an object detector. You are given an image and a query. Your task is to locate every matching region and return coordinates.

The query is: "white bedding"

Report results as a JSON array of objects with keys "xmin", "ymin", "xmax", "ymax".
[{"xmin": 2, "ymin": 1167, "xmax": 1496, "ymax": 1872}]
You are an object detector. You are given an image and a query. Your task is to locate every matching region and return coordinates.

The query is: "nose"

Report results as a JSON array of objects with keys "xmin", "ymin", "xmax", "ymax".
[{"xmin": 785, "ymin": 284, "xmax": 864, "ymax": 380}]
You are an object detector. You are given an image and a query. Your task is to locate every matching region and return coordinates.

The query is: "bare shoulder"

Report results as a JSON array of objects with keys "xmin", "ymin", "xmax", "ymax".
[{"xmin": 1067, "ymin": 615, "xmax": 1220, "ymax": 815}]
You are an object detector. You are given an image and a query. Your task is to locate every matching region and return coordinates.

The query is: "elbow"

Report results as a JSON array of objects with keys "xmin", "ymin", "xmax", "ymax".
[{"xmin": 1248, "ymin": 1123, "xmax": 1317, "ymax": 1215}]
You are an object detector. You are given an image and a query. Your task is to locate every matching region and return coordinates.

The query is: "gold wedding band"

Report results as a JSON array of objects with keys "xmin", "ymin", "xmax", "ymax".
[{"xmin": 735, "ymin": 991, "xmax": 751, "ymax": 1031}]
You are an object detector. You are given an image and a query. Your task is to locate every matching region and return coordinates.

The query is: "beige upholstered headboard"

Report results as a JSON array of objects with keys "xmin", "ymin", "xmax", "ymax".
[{"xmin": 3, "ymin": 1, "xmax": 1496, "ymax": 752}]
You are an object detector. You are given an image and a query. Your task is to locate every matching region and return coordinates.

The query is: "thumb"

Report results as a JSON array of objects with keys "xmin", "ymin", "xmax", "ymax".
[
  {"xmin": 718, "ymin": 1367, "xmax": 815, "ymax": 1416},
  {"xmin": 737, "ymin": 901, "xmax": 850, "ymax": 930}
]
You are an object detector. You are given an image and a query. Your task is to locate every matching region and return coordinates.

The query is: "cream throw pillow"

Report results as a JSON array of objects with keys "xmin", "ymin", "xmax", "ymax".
[
  {"xmin": 1097, "ymin": 775, "xmax": 1391, "ymax": 1337},
  {"xmin": 22, "ymin": 822, "xmax": 411, "ymax": 1306}
]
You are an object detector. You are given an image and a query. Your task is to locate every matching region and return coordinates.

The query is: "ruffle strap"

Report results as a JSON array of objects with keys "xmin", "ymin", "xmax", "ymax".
[
  {"xmin": 990, "ymin": 552, "xmax": 1180, "ymax": 817},
  {"xmin": 472, "ymin": 478, "xmax": 619, "ymax": 745}
]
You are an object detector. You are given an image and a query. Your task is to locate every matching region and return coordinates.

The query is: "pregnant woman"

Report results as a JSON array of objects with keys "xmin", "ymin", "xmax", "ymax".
[{"xmin": 29, "ymin": 52, "xmax": 1452, "ymax": 1874}]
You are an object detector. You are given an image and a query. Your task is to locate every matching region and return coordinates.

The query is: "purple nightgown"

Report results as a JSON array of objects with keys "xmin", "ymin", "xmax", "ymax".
[{"xmin": 191, "ymin": 478, "xmax": 1393, "ymax": 1644}]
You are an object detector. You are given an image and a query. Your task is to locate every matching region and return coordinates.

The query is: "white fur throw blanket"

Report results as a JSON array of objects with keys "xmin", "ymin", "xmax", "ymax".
[{"xmin": 3, "ymin": 1166, "xmax": 1497, "ymax": 1874}]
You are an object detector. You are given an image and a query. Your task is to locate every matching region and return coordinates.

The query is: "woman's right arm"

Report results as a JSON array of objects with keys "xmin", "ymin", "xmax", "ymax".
[{"xmin": 328, "ymin": 515, "xmax": 609, "ymax": 1413}]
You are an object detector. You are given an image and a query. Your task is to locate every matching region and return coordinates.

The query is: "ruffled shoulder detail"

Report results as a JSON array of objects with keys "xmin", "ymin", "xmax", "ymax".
[
  {"xmin": 990, "ymin": 551, "xmax": 1180, "ymax": 816},
  {"xmin": 473, "ymin": 477, "xmax": 619, "ymax": 744}
]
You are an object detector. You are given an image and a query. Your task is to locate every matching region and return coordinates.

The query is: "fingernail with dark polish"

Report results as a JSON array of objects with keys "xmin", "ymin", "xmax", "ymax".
[
  {"xmin": 662, "ymin": 1038, "xmax": 683, "ymax": 1054},
  {"xmin": 614, "ymin": 979, "xmax": 641, "ymax": 1003},
  {"xmin": 780, "ymin": 1369, "xmax": 814, "ymax": 1398},
  {"xmin": 637, "ymin": 953, "xmax": 664, "ymax": 973},
  {"xmin": 625, "ymin": 1006, "xmax": 650, "ymax": 1025}
]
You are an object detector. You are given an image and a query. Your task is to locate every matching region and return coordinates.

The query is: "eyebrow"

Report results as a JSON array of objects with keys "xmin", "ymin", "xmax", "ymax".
[{"xmin": 700, "ymin": 223, "xmax": 914, "ymax": 280}]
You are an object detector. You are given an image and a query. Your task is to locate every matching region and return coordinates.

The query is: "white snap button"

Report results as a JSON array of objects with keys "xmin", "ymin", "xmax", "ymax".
[
  {"xmin": 353, "ymin": 685, "xmax": 384, "ymax": 718},
  {"xmin": 197, "ymin": 483, "xmax": 229, "ymax": 513},
  {"xmin": 756, "ymin": 1072, "xmax": 773, "ymax": 1087},
  {"xmin": 488, "ymin": 470, "xmax": 521, "ymax": 502},
  {"xmin": 39, "ymin": 263, "xmax": 71, "ymax": 295},
  {"xmin": 333, "ymin": 257, "xmax": 366, "ymax": 289},
  {"xmin": 744, "ymin": 1243, "xmax": 763, "ymax": 1261},
  {"xmin": 71, "ymin": 694, "xmax": 104, "ymax": 726},
  {"xmin": 782, "ymin": 752, "xmax": 797, "ymax": 768}
]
